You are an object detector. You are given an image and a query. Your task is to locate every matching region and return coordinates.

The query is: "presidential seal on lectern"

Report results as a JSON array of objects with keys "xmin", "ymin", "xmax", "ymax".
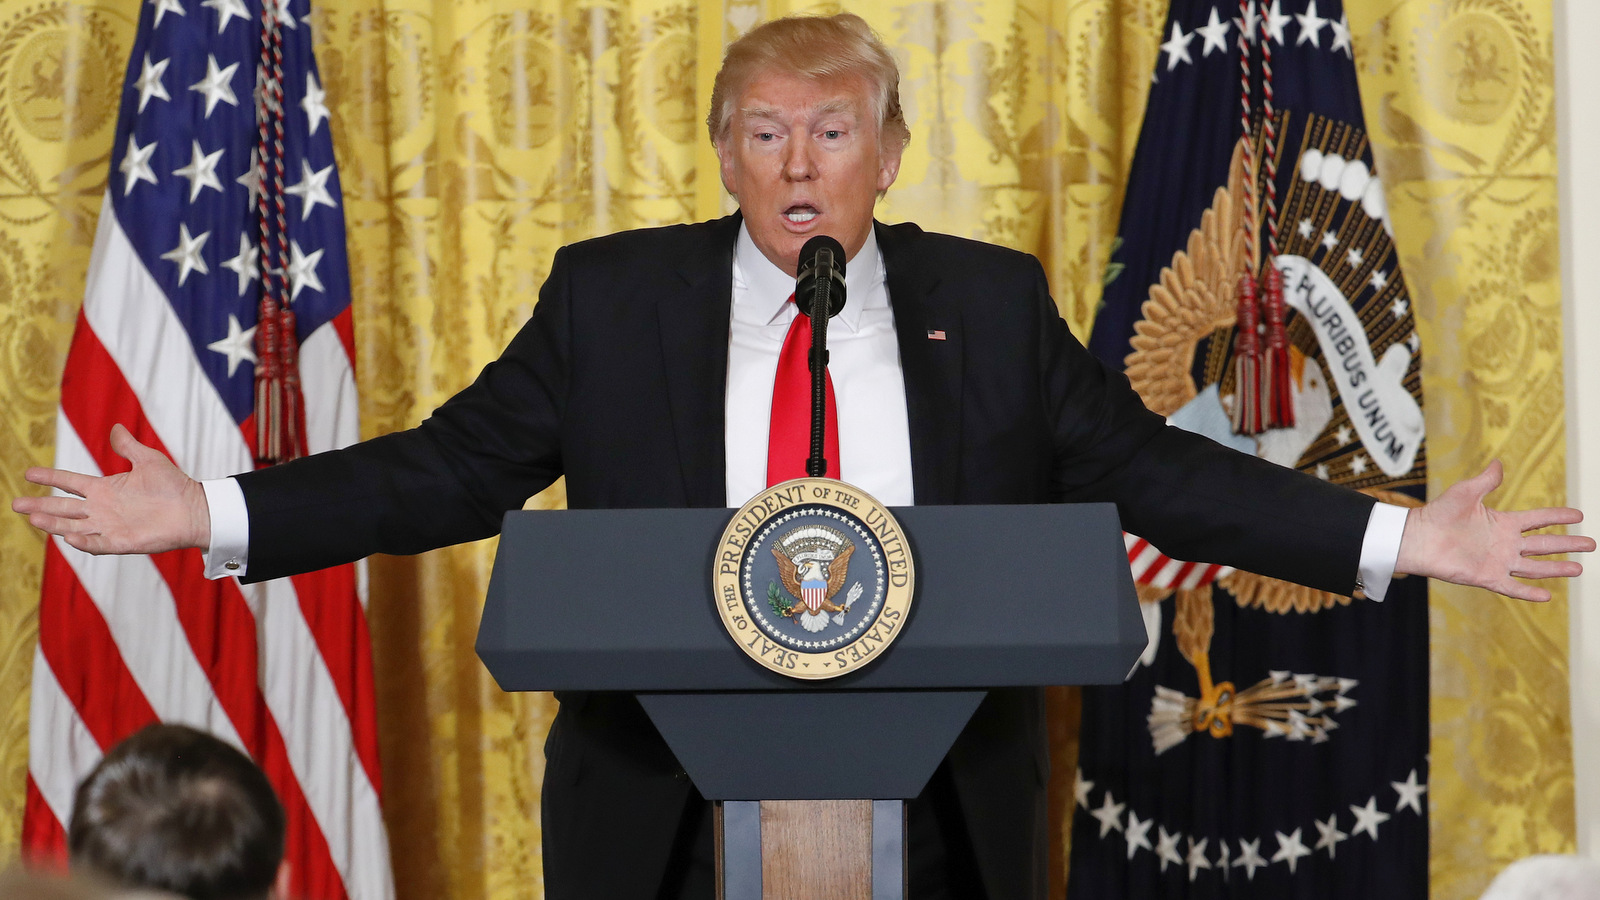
[{"xmin": 713, "ymin": 478, "xmax": 915, "ymax": 680}]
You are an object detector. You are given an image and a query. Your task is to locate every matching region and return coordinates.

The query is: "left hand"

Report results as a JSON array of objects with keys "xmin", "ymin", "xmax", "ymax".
[{"xmin": 1395, "ymin": 460, "xmax": 1594, "ymax": 601}]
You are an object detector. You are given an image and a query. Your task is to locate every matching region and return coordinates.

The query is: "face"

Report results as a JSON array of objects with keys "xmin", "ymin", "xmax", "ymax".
[{"xmin": 716, "ymin": 71, "xmax": 903, "ymax": 276}]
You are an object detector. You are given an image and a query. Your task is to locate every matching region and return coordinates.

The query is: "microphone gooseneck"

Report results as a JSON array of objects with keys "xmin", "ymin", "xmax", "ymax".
[{"xmin": 795, "ymin": 235, "xmax": 847, "ymax": 479}]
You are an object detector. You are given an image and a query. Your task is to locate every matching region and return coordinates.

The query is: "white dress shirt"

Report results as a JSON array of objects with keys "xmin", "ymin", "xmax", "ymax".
[
  {"xmin": 724, "ymin": 225, "xmax": 912, "ymax": 506},
  {"xmin": 203, "ymin": 222, "xmax": 1406, "ymax": 599}
]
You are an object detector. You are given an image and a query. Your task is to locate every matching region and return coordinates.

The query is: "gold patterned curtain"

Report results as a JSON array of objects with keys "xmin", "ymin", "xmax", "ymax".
[{"xmin": 0, "ymin": 1, "xmax": 1570, "ymax": 897}]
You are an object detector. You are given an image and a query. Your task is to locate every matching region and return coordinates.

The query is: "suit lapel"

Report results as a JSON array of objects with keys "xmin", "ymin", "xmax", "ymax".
[
  {"xmin": 877, "ymin": 221, "xmax": 963, "ymax": 505},
  {"xmin": 657, "ymin": 216, "xmax": 740, "ymax": 507}
]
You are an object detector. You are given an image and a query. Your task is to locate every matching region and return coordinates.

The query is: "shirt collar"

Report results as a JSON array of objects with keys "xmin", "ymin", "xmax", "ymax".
[{"xmin": 732, "ymin": 222, "xmax": 883, "ymax": 333}]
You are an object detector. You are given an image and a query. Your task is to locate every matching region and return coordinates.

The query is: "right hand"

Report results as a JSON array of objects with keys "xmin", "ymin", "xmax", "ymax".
[{"xmin": 11, "ymin": 424, "xmax": 211, "ymax": 555}]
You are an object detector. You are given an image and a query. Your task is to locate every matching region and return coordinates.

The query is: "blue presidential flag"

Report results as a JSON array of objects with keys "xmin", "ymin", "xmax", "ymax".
[{"xmin": 1070, "ymin": 1, "xmax": 1427, "ymax": 896}]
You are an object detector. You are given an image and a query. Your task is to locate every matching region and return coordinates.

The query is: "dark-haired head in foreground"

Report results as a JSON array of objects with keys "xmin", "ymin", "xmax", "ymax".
[{"xmin": 67, "ymin": 724, "xmax": 286, "ymax": 900}]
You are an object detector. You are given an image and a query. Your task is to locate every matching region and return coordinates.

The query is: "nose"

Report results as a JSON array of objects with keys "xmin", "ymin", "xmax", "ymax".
[{"xmin": 782, "ymin": 136, "xmax": 817, "ymax": 182}]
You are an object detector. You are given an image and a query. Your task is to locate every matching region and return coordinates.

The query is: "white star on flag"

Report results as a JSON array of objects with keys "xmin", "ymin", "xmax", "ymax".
[
  {"xmin": 1233, "ymin": 837, "xmax": 1268, "ymax": 880},
  {"xmin": 1217, "ymin": 839, "xmax": 1231, "ymax": 880},
  {"xmin": 1314, "ymin": 813, "xmax": 1348, "ymax": 858},
  {"xmin": 1347, "ymin": 246, "xmax": 1364, "ymax": 267},
  {"xmin": 1321, "ymin": 229, "xmax": 1339, "ymax": 251},
  {"xmin": 1298, "ymin": 217, "xmax": 1314, "ymax": 238},
  {"xmin": 221, "ymin": 233, "xmax": 260, "ymax": 296},
  {"xmin": 286, "ymin": 160, "xmax": 338, "ymax": 220},
  {"xmin": 1090, "ymin": 791, "xmax": 1126, "ymax": 837},
  {"xmin": 172, "ymin": 140, "xmax": 225, "ymax": 202},
  {"xmin": 160, "ymin": 222, "xmax": 210, "ymax": 286},
  {"xmin": 133, "ymin": 54, "xmax": 170, "ymax": 112},
  {"xmin": 1336, "ymin": 424, "xmax": 1353, "ymax": 445},
  {"xmin": 1392, "ymin": 297, "xmax": 1409, "ymax": 318},
  {"xmin": 206, "ymin": 314, "xmax": 258, "ymax": 377},
  {"xmin": 236, "ymin": 148, "xmax": 262, "ymax": 206},
  {"xmin": 1196, "ymin": 8, "xmax": 1231, "ymax": 56},
  {"xmin": 1372, "ymin": 268, "xmax": 1390, "ymax": 290},
  {"xmin": 1265, "ymin": 0, "xmax": 1291, "ymax": 44},
  {"xmin": 288, "ymin": 238, "xmax": 325, "ymax": 300},
  {"xmin": 1295, "ymin": 0, "xmax": 1328, "ymax": 46},
  {"xmin": 149, "ymin": 0, "xmax": 185, "ymax": 29},
  {"xmin": 119, "ymin": 135, "xmax": 159, "ymax": 196},
  {"xmin": 1155, "ymin": 826, "xmax": 1183, "ymax": 872},
  {"xmin": 189, "ymin": 54, "xmax": 240, "ymax": 117},
  {"xmin": 1125, "ymin": 810, "xmax": 1153, "ymax": 859},
  {"xmin": 1271, "ymin": 828, "xmax": 1312, "ymax": 873},
  {"xmin": 302, "ymin": 72, "xmax": 331, "ymax": 135},
  {"xmin": 272, "ymin": 0, "xmax": 297, "ymax": 28},
  {"xmin": 1073, "ymin": 768, "xmax": 1094, "ymax": 809},
  {"xmin": 1186, "ymin": 837, "xmax": 1212, "ymax": 881},
  {"xmin": 200, "ymin": 0, "xmax": 250, "ymax": 33},
  {"xmin": 1392, "ymin": 769, "xmax": 1428, "ymax": 814},
  {"xmin": 1350, "ymin": 796, "xmax": 1391, "ymax": 840},
  {"xmin": 1315, "ymin": 463, "xmax": 1330, "ymax": 479},
  {"xmin": 1161, "ymin": 21, "xmax": 1195, "ymax": 71},
  {"xmin": 1332, "ymin": 12, "xmax": 1353, "ymax": 56},
  {"xmin": 1351, "ymin": 453, "xmax": 1369, "ymax": 475}
]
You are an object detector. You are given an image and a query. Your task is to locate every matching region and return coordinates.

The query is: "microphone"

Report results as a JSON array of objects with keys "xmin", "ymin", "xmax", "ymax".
[
  {"xmin": 794, "ymin": 236, "xmax": 846, "ymax": 478},
  {"xmin": 795, "ymin": 235, "xmax": 847, "ymax": 320}
]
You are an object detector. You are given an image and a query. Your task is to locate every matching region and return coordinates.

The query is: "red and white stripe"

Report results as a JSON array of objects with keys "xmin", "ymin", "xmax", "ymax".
[
  {"xmin": 1125, "ymin": 532, "xmax": 1234, "ymax": 590},
  {"xmin": 24, "ymin": 197, "xmax": 392, "ymax": 900}
]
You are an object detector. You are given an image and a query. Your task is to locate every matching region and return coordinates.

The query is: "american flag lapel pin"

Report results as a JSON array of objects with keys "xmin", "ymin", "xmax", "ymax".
[{"xmin": 927, "ymin": 329, "xmax": 947, "ymax": 341}]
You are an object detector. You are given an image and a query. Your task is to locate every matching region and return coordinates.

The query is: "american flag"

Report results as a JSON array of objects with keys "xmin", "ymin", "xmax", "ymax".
[{"xmin": 23, "ymin": 2, "xmax": 392, "ymax": 899}]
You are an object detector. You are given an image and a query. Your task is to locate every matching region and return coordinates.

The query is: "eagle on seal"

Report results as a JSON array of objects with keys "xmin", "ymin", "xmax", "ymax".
[{"xmin": 772, "ymin": 525, "xmax": 857, "ymax": 633}]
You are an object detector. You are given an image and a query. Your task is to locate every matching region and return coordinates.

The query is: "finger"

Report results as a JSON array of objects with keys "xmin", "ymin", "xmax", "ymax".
[
  {"xmin": 26, "ymin": 511, "xmax": 102, "ymax": 537},
  {"xmin": 108, "ymin": 422, "xmax": 163, "ymax": 466},
  {"xmin": 1510, "ymin": 507, "xmax": 1586, "ymax": 532},
  {"xmin": 1511, "ymin": 558, "xmax": 1583, "ymax": 580},
  {"xmin": 1521, "ymin": 534, "xmax": 1597, "ymax": 557},
  {"xmin": 1491, "ymin": 577, "xmax": 1551, "ymax": 603},
  {"xmin": 1460, "ymin": 459, "xmax": 1504, "ymax": 500},
  {"xmin": 21, "ymin": 467, "xmax": 93, "ymax": 497},
  {"xmin": 13, "ymin": 495, "xmax": 89, "ymax": 520}
]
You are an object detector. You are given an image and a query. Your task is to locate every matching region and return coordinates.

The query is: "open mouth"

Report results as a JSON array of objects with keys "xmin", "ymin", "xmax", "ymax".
[{"xmin": 784, "ymin": 205, "xmax": 819, "ymax": 224}]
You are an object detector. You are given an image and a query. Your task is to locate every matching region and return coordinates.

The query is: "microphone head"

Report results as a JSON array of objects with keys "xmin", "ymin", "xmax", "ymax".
[
  {"xmin": 799, "ymin": 234, "xmax": 847, "ymax": 269},
  {"xmin": 795, "ymin": 235, "xmax": 847, "ymax": 318}
]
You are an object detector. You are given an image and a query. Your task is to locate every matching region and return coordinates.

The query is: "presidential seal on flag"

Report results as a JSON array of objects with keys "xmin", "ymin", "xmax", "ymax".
[{"xmin": 713, "ymin": 478, "xmax": 913, "ymax": 680}]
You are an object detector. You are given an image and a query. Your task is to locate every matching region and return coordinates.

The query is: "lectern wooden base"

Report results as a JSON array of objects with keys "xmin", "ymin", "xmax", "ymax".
[{"xmin": 715, "ymin": 800, "xmax": 905, "ymax": 900}]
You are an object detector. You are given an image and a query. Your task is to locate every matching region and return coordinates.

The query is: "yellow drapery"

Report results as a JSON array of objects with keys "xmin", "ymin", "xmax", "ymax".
[{"xmin": 0, "ymin": 1, "xmax": 1569, "ymax": 897}]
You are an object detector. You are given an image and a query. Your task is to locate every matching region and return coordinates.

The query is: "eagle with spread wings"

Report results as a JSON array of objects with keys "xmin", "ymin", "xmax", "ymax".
[
  {"xmin": 771, "ymin": 534, "xmax": 857, "ymax": 611},
  {"xmin": 1125, "ymin": 140, "xmax": 1421, "ymax": 753}
]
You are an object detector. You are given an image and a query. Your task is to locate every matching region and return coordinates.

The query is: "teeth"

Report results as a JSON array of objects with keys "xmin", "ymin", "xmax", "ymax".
[{"xmin": 785, "ymin": 210, "xmax": 818, "ymax": 223}]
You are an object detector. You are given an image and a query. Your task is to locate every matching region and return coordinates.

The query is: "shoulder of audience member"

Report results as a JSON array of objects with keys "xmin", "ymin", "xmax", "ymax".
[{"xmin": 0, "ymin": 866, "xmax": 187, "ymax": 900}]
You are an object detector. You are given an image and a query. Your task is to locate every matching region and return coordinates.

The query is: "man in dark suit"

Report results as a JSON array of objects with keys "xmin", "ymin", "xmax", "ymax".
[{"xmin": 16, "ymin": 12, "xmax": 1590, "ymax": 900}]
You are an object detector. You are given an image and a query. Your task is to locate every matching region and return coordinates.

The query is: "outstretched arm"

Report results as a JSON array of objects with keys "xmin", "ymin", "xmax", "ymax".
[
  {"xmin": 11, "ymin": 424, "xmax": 210, "ymax": 555},
  {"xmin": 1395, "ymin": 460, "xmax": 1594, "ymax": 602}
]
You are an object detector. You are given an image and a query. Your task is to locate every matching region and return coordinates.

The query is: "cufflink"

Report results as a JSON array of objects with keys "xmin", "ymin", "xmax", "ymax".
[{"xmin": 224, "ymin": 559, "xmax": 241, "ymax": 571}]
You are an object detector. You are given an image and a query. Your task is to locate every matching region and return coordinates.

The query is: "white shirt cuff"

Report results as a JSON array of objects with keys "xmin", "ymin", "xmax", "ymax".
[
  {"xmin": 1356, "ymin": 502, "xmax": 1410, "ymax": 602},
  {"xmin": 201, "ymin": 477, "xmax": 250, "ymax": 579}
]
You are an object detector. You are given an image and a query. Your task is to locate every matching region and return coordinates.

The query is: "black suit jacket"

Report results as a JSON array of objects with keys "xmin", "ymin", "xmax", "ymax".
[{"xmin": 238, "ymin": 215, "xmax": 1375, "ymax": 898}]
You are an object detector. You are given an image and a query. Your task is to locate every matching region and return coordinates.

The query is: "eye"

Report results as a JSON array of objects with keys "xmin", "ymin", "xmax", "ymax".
[
  {"xmin": 822, "ymin": 130, "xmax": 842, "ymax": 140},
  {"xmin": 755, "ymin": 132, "xmax": 777, "ymax": 142}
]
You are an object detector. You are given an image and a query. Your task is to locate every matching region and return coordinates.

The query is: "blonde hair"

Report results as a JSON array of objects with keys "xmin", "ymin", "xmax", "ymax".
[{"xmin": 707, "ymin": 14, "xmax": 910, "ymax": 151}]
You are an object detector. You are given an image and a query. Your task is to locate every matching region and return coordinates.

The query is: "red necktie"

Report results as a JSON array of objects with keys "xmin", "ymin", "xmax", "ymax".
[{"xmin": 767, "ymin": 294, "xmax": 839, "ymax": 484}]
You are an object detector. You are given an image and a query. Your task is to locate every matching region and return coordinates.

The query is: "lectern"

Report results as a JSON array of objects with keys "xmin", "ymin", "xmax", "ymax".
[{"xmin": 477, "ymin": 502, "xmax": 1145, "ymax": 898}]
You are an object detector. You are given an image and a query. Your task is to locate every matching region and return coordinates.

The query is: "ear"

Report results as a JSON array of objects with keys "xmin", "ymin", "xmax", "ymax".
[
  {"xmin": 271, "ymin": 860, "xmax": 291, "ymax": 899},
  {"xmin": 715, "ymin": 139, "xmax": 740, "ymax": 197},
  {"xmin": 875, "ymin": 137, "xmax": 904, "ymax": 194}
]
